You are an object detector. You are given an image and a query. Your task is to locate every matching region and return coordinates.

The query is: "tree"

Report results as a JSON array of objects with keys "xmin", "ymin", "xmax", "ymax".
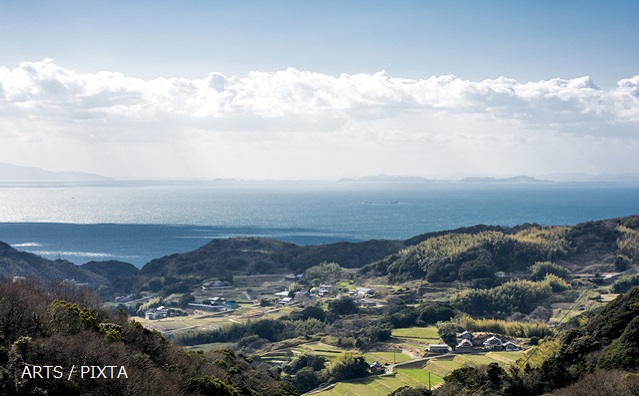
[
  {"xmin": 437, "ymin": 322, "xmax": 461, "ymax": 348},
  {"xmin": 188, "ymin": 376, "xmax": 240, "ymax": 396},
  {"xmin": 327, "ymin": 352, "xmax": 369, "ymax": 381},
  {"xmin": 302, "ymin": 262, "xmax": 345, "ymax": 285},
  {"xmin": 328, "ymin": 297, "xmax": 358, "ymax": 316},
  {"xmin": 530, "ymin": 261, "xmax": 571, "ymax": 281},
  {"xmin": 179, "ymin": 293, "xmax": 195, "ymax": 308}
]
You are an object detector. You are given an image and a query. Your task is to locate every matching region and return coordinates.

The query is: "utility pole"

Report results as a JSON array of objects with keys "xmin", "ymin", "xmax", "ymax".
[{"xmin": 429, "ymin": 371, "xmax": 431, "ymax": 391}]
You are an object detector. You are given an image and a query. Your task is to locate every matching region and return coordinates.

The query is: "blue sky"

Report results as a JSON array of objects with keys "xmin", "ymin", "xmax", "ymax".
[{"xmin": 0, "ymin": 1, "xmax": 637, "ymax": 179}]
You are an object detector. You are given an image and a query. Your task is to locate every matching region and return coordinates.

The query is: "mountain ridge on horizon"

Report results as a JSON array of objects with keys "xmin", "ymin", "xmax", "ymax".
[
  {"xmin": 3, "ymin": 162, "xmax": 639, "ymax": 183},
  {"xmin": 0, "ymin": 162, "xmax": 111, "ymax": 182}
]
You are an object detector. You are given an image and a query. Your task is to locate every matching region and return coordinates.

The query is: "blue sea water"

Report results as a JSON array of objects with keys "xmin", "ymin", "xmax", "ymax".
[{"xmin": 1, "ymin": 181, "xmax": 638, "ymax": 267}]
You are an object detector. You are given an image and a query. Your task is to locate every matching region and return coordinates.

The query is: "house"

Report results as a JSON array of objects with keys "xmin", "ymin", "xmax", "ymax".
[
  {"xmin": 201, "ymin": 280, "xmax": 230, "ymax": 290},
  {"xmin": 357, "ymin": 299, "xmax": 377, "ymax": 308},
  {"xmin": 369, "ymin": 361, "xmax": 385, "ymax": 374},
  {"xmin": 278, "ymin": 297, "xmax": 293, "ymax": 305},
  {"xmin": 207, "ymin": 297, "xmax": 227, "ymax": 306},
  {"xmin": 502, "ymin": 341, "xmax": 520, "ymax": 351},
  {"xmin": 318, "ymin": 284, "xmax": 333, "ymax": 297},
  {"xmin": 456, "ymin": 339, "xmax": 473, "ymax": 349},
  {"xmin": 483, "ymin": 336, "xmax": 503, "ymax": 349},
  {"xmin": 145, "ymin": 306, "xmax": 169, "ymax": 320},
  {"xmin": 460, "ymin": 330, "xmax": 473, "ymax": 340},
  {"xmin": 355, "ymin": 287, "xmax": 374, "ymax": 297},
  {"xmin": 294, "ymin": 291, "xmax": 315, "ymax": 304},
  {"xmin": 427, "ymin": 344, "xmax": 450, "ymax": 353},
  {"xmin": 284, "ymin": 274, "xmax": 297, "ymax": 281},
  {"xmin": 115, "ymin": 294, "xmax": 134, "ymax": 303},
  {"xmin": 274, "ymin": 290, "xmax": 290, "ymax": 297}
]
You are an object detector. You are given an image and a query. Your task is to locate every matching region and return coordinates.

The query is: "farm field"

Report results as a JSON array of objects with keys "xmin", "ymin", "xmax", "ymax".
[
  {"xmin": 391, "ymin": 326, "xmax": 439, "ymax": 341},
  {"xmin": 486, "ymin": 351, "xmax": 524, "ymax": 364},
  {"xmin": 293, "ymin": 342, "xmax": 352, "ymax": 359},
  {"xmin": 314, "ymin": 367, "xmax": 445, "ymax": 395},
  {"xmin": 395, "ymin": 367, "xmax": 444, "ymax": 388},
  {"xmin": 317, "ymin": 374, "xmax": 415, "ymax": 396},
  {"xmin": 365, "ymin": 351, "xmax": 412, "ymax": 365},
  {"xmin": 184, "ymin": 342, "xmax": 235, "ymax": 352},
  {"xmin": 137, "ymin": 316, "xmax": 223, "ymax": 331}
]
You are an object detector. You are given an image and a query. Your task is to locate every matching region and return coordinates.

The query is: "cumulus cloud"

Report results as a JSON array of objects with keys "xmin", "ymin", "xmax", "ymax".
[
  {"xmin": 0, "ymin": 59, "xmax": 637, "ymax": 140},
  {"xmin": 0, "ymin": 59, "xmax": 637, "ymax": 179}
]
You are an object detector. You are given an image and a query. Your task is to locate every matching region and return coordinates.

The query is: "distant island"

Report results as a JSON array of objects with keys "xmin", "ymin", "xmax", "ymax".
[
  {"xmin": 3, "ymin": 161, "xmax": 639, "ymax": 184},
  {"xmin": 459, "ymin": 175, "xmax": 550, "ymax": 183},
  {"xmin": 0, "ymin": 162, "xmax": 110, "ymax": 182}
]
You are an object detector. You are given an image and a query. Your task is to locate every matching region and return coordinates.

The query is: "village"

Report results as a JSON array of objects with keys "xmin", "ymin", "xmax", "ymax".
[{"xmin": 112, "ymin": 271, "xmax": 530, "ymax": 395}]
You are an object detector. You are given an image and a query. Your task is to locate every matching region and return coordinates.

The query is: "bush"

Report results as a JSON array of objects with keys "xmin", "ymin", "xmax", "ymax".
[
  {"xmin": 530, "ymin": 261, "xmax": 571, "ymax": 281},
  {"xmin": 327, "ymin": 352, "xmax": 369, "ymax": 382}
]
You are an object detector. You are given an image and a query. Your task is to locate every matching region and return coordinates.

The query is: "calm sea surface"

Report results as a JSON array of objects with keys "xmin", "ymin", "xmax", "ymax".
[{"xmin": 1, "ymin": 181, "xmax": 638, "ymax": 267}]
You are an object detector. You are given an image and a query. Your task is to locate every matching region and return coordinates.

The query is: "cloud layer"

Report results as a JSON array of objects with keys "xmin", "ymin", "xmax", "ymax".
[{"xmin": 0, "ymin": 59, "xmax": 637, "ymax": 178}]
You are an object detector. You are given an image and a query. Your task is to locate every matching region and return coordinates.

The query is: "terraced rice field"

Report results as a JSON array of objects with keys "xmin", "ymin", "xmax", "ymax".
[
  {"xmin": 365, "ymin": 351, "xmax": 412, "ymax": 365},
  {"xmin": 391, "ymin": 326, "xmax": 439, "ymax": 340},
  {"xmin": 318, "ymin": 375, "xmax": 417, "ymax": 396},
  {"xmin": 138, "ymin": 316, "xmax": 222, "ymax": 331},
  {"xmin": 395, "ymin": 367, "xmax": 444, "ymax": 388},
  {"xmin": 184, "ymin": 342, "xmax": 235, "ymax": 352},
  {"xmin": 315, "ymin": 368, "xmax": 444, "ymax": 395},
  {"xmin": 260, "ymin": 350, "xmax": 293, "ymax": 363},
  {"xmin": 423, "ymin": 357, "xmax": 462, "ymax": 377},
  {"xmin": 485, "ymin": 351, "xmax": 523, "ymax": 364},
  {"xmin": 294, "ymin": 342, "xmax": 351, "ymax": 359}
]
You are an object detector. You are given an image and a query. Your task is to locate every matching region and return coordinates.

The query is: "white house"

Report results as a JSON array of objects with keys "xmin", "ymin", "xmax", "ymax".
[
  {"xmin": 483, "ymin": 336, "xmax": 503, "ymax": 349},
  {"xmin": 355, "ymin": 287, "xmax": 374, "ymax": 297}
]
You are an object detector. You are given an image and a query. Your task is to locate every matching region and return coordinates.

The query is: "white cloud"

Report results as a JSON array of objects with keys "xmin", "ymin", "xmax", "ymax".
[{"xmin": 0, "ymin": 59, "xmax": 637, "ymax": 178}]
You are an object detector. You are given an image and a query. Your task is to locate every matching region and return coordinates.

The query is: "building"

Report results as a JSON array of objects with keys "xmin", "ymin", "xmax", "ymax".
[
  {"xmin": 201, "ymin": 280, "xmax": 230, "ymax": 290},
  {"xmin": 145, "ymin": 306, "xmax": 169, "ymax": 320},
  {"xmin": 317, "ymin": 284, "xmax": 333, "ymax": 297},
  {"xmin": 278, "ymin": 297, "xmax": 293, "ymax": 305},
  {"xmin": 207, "ymin": 297, "xmax": 227, "ymax": 306},
  {"xmin": 460, "ymin": 330, "xmax": 473, "ymax": 340},
  {"xmin": 456, "ymin": 339, "xmax": 473, "ymax": 349},
  {"xmin": 427, "ymin": 344, "xmax": 450, "ymax": 353},
  {"xmin": 369, "ymin": 361, "xmax": 385, "ymax": 374},
  {"xmin": 355, "ymin": 287, "xmax": 374, "ymax": 297},
  {"xmin": 502, "ymin": 341, "xmax": 520, "ymax": 351},
  {"xmin": 357, "ymin": 299, "xmax": 377, "ymax": 308},
  {"xmin": 483, "ymin": 336, "xmax": 503, "ymax": 349}
]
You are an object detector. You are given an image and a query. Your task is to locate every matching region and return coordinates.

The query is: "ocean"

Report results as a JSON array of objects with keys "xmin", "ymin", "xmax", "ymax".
[{"xmin": 1, "ymin": 180, "xmax": 638, "ymax": 267}]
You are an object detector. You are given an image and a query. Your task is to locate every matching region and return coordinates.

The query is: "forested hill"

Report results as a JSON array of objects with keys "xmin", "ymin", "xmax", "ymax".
[
  {"xmin": 0, "ymin": 279, "xmax": 297, "ymax": 396},
  {"xmin": 362, "ymin": 215, "xmax": 639, "ymax": 284},
  {"xmin": 0, "ymin": 242, "xmax": 109, "ymax": 285},
  {"xmin": 141, "ymin": 237, "xmax": 405, "ymax": 278},
  {"xmin": 1, "ymin": 215, "xmax": 638, "ymax": 297}
]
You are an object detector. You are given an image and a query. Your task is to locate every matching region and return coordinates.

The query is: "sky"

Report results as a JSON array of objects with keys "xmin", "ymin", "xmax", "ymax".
[{"xmin": 0, "ymin": 1, "xmax": 638, "ymax": 180}]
